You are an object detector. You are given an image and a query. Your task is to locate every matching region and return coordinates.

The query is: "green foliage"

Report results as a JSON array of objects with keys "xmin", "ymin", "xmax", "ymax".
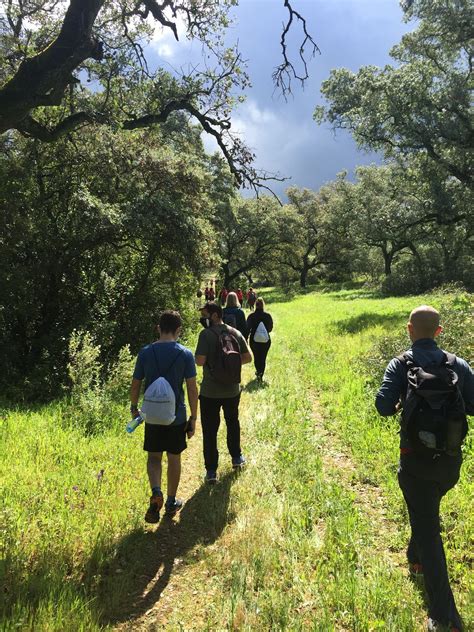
[
  {"xmin": 66, "ymin": 330, "xmax": 134, "ymax": 435},
  {"xmin": 0, "ymin": 124, "xmax": 213, "ymax": 400},
  {"xmin": 362, "ymin": 287, "xmax": 473, "ymax": 393}
]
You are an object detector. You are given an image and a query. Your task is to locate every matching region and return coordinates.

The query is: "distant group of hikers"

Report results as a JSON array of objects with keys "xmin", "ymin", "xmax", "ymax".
[
  {"xmin": 197, "ymin": 280, "xmax": 258, "ymax": 311},
  {"xmin": 130, "ymin": 299, "xmax": 473, "ymax": 632}
]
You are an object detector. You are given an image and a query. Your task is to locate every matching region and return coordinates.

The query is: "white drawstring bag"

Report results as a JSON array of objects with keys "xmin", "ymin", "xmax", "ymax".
[
  {"xmin": 142, "ymin": 376, "xmax": 176, "ymax": 425},
  {"xmin": 141, "ymin": 347, "xmax": 182, "ymax": 425},
  {"xmin": 253, "ymin": 321, "xmax": 269, "ymax": 343}
]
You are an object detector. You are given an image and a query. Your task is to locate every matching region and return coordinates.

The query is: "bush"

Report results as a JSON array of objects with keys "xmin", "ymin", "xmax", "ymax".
[{"xmin": 66, "ymin": 330, "xmax": 133, "ymax": 435}]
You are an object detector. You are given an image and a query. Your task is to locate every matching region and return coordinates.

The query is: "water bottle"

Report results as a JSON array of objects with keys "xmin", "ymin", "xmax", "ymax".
[{"xmin": 126, "ymin": 412, "xmax": 144, "ymax": 434}]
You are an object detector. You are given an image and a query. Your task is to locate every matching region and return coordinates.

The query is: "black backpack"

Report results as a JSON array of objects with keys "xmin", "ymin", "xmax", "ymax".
[
  {"xmin": 399, "ymin": 352, "xmax": 467, "ymax": 456},
  {"xmin": 223, "ymin": 311, "xmax": 237, "ymax": 328},
  {"xmin": 210, "ymin": 327, "xmax": 242, "ymax": 385}
]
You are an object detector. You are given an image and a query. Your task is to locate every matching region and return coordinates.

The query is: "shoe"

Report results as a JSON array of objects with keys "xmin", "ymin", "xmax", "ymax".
[
  {"xmin": 164, "ymin": 498, "xmax": 183, "ymax": 517},
  {"xmin": 427, "ymin": 619, "xmax": 461, "ymax": 632},
  {"xmin": 232, "ymin": 455, "xmax": 246, "ymax": 469},
  {"xmin": 409, "ymin": 562, "xmax": 424, "ymax": 576},
  {"xmin": 144, "ymin": 493, "xmax": 163, "ymax": 524},
  {"xmin": 205, "ymin": 470, "xmax": 217, "ymax": 484}
]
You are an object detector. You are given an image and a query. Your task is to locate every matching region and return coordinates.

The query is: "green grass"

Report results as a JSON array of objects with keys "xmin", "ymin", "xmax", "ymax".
[{"xmin": 1, "ymin": 286, "xmax": 472, "ymax": 630}]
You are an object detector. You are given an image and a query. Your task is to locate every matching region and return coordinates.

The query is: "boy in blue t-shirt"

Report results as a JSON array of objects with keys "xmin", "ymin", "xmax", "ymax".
[{"xmin": 130, "ymin": 310, "xmax": 198, "ymax": 523}]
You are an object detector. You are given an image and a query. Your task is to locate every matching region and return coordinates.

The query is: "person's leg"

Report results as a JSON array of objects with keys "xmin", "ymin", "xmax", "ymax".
[
  {"xmin": 166, "ymin": 452, "xmax": 181, "ymax": 497},
  {"xmin": 259, "ymin": 339, "xmax": 271, "ymax": 377},
  {"xmin": 147, "ymin": 451, "xmax": 163, "ymax": 490},
  {"xmin": 398, "ymin": 463, "xmax": 462, "ymax": 628},
  {"xmin": 145, "ymin": 451, "xmax": 164, "ymax": 523},
  {"xmin": 222, "ymin": 394, "xmax": 241, "ymax": 460},
  {"xmin": 200, "ymin": 396, "xmax": 222, "ymax": 472},
  {"xmin": 250, "ymin": 341, "xmax": 263, "ymax": 376}
]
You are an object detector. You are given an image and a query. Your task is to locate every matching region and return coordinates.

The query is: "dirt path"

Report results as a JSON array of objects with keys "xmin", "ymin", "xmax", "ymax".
[{"xmin": 110, "ymin": 392, "xmax": 413, "ymax": 631}]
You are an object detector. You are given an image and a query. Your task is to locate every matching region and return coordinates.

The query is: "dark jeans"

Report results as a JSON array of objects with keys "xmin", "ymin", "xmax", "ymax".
[
  {"xmin": 398, "ymin": 453, "xmax": 463, "ymax": 629},
  {"xmin": 250, "ymin": 339, "xmax": 271, "ymax": 377},
  {"xmin": 200, "ymin": 394, "xmax": 241, "ymax": 471}
]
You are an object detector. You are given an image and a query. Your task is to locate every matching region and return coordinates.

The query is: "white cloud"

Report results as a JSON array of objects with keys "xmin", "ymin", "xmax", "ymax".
[{"xmin": 148, "ymin": 11, "xmax": 188, "ymax": 59}]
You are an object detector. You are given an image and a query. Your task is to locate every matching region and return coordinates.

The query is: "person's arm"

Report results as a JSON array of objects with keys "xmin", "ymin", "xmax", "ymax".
[
  {"xmin": 237, "ymin": 332, "xmax": 252, "ymax": 365},
  {"xmin": 185, "ymin": 376, "xmax": 199, "ymax": 437},
  {"xmin": 195, "ymin": 331, "xmax": 208, "ymax": 367},
  {"xmin": 130, "ymin": 352, "xmax": 145, "ymax": 416},
  {"xmin": 375, "ymin": 358, "xmax": 405, "ymax": 416},
  {"xmin": 238, "ymin": 310, "xmax": 248, "ymax": 339},
  {"xmin": 458, "ymin": 359, "xmax": 474, "ymax": 416},
  {"xmin": 241, "ymin": 351, "xmax": 252, "ymax": 365},
  {"xmin": 130, "ymin": 378, "xmax": 142, "ymax": 417},
  {"xmin": 266, "ymin": 313, "xmax": 273, "ymax": 332}
]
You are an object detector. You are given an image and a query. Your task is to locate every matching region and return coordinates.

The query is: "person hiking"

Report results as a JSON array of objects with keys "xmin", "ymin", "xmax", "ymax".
[
  {"xmin": 208, "ymin": 286, "xmax": 215, "ymax": 302},
  {"xmin": 204, "ymin": 286, "xmax": 210, "ymax": 301},
  {"xmin": 219, "ymin": 286, "xmax": 228, "ymax": 306},
  {"xmin": 375, "ymin": 305, "xmax": 474, "ymax": 632},
  {"xmin": 246, "ymin": 287, "xmax": 257, "ymax": 311},
  {"xmin": 223, "ymin": 291, "xmax": 248, "ymax": 338},
  {"xmin": 236, "ymin": 288, "xmax": 244, "ymax": 304},
  {"xmin": 246, "ymin": 297, "xmax": 273, "ymax": 381},
  {"xmin": 195, "ymin": 301, "xmax": 252, "ymax": 483},
  {"xmin": 130, "ymin": 310, "xmax": 198, "ymax": 524}
]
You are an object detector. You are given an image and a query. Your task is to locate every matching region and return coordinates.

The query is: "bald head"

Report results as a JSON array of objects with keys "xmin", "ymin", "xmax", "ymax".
[{"xmin": 408, "ymin": 305, "xmax": 441, "ymax": 340}]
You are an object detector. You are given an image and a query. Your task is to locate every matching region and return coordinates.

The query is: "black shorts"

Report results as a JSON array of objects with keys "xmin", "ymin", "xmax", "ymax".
[{"xmin": 143, "ymin": 423, "xmax": 187, "ymax": 454}]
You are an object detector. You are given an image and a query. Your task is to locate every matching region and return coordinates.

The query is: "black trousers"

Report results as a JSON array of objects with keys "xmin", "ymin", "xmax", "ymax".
[
  {"xmin": 398, "ymin": 453, "xmax": 463, "ymax": 629},
  {"xmin": 250, "ymin": 339, "xmax": 271, "ymax": 376},
  {"xmin": 199, "ymin": 394, "xmax": 241, "ymax": 471}
]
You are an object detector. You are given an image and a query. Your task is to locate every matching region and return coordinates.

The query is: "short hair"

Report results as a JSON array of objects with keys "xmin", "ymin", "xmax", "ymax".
[
  {"xmin": 409, "ymin": 305, "xmax": 440, "ymax": 338},
  {"xmin": 255, "ymin": 297, "xmax": 265, "ymax": 310},
  {"xmin": 159, "ymin": 310, "xmax": 182, "ymax": 333},
  {"xmin": 204, "ymin": 301, "xmax": 223, "ymax": 319},
  {"xmin": 226, "ymin": 291, "xmax": 240, "ymax": 308}
]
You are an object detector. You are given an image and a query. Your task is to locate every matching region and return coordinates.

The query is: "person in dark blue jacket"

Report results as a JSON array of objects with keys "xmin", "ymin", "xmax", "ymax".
[
  {"xmin": 376, "ymin": 305, "xmax": 473, "ymax": 632},
  {"xmin": 223, "ymin": 291, "xmax": 248, "ymax": 338}
]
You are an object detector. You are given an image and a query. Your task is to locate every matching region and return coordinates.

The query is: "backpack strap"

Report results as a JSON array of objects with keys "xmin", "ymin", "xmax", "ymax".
[
  {"xmin": 444, "ymin": 352, "xmax": 456, "ymax": 366},
  {"xmin": 396, "ymin": 352, "xmax": 412, "ymax": 367}
]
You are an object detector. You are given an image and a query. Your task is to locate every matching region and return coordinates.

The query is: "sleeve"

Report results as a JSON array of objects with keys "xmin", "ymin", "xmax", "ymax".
[
  {"xmin": 184, "ymin": 349, "xmax": 197, "ymax": 379},
  {"xmin": 238, "ymin": 310, "xmax": 248, "ymax": 338},
  {"xmin": 237, "ymin": 331, "xmax": 250, "ymax": 355},
  {"xmin": 458, "ymin": 359, "xmax": 474, "ymax": 415},
  {"xmin": 195, "ymin": 330, "xmax": 210, "ymax": 357},
  {"xmin": 132, "ymin": 350, "xmax": 145, "ymax": 381},
  {"xmin": 375, "ymin": 358, "xmax": 405, "ymax": 417},
  {"xmin": 266, "ymin": 313, "xmax": 274, "ymax": 332}
]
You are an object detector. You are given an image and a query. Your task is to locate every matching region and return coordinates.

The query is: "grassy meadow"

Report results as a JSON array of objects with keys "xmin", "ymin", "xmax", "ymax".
[{"xmin": 1, "ymin": 286, "xmax": 472, "ymax": 631}]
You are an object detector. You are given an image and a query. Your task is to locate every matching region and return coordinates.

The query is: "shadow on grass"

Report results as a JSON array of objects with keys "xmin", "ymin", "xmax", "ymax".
[
  {"xmin": 331, "ymin": 311, "xmax": 407, "ymax": 335},
  {"xmin": 96, "ymin": 471, "xmax": 235, "ymax": 626},
  {"xmin": 244, "ymin": 378, "xmax": 270, "ymax": 392}
]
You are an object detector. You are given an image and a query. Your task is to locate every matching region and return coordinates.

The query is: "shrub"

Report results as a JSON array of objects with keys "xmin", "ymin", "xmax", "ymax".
[{"xmin": 66, "ymin": 331, "xmax": 133, "ymax": 435}]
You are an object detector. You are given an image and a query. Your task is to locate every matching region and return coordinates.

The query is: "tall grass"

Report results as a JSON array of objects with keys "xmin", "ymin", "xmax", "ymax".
[{"xmin": 1, "ymin": 287, "xmax": 472, "ymax": 630}]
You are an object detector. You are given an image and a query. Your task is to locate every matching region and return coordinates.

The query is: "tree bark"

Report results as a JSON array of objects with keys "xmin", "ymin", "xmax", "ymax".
[{"xmin": 0, "ymin": 0, "xmax": 105, "ymax": 134}]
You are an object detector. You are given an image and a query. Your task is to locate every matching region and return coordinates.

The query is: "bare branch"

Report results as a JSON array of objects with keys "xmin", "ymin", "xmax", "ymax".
[{"xmin": 272, "ymin": 0, "xmax": 320, "ymax": 97}]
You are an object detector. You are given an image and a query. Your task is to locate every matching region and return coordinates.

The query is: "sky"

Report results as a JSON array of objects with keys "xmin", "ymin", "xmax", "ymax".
[{"xmin": 147, "ymin": 0, "xmax": 414, "ymax": 199}]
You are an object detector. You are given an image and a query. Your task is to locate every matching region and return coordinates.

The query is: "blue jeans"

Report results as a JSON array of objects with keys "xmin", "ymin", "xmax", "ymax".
[{"xmin": 398, "ymin": 453, "xmax": 463, "ymax": 629}]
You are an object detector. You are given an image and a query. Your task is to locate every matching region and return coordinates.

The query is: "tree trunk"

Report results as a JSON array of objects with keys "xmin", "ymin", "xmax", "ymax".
[
  {"xmin": 300, "ymin": 265, "xmax": 309, "ymax": 287},
  {"xmin": 381, "ymin": 247, "xmax": 393, "ymax": 276}
]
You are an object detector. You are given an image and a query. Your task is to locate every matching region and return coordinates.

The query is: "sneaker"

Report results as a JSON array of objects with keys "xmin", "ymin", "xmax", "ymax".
[
  {"xmin": 409, "ymin": 562, "xmax": 424, "ymax": 576},
  {"xmin": 164, "ymin": 498, "xmax": 183, "ymax": 517},
  {"xmin": 232, "ymin": 455, "xmax": 246, "ymax": 469},
  {"xmin": 144, "ymin": 493, "xmax": 163, "ymax": 524},
  {"xmin": 205, "ymin": 470, "xmax": 218, "ymax": 484}
]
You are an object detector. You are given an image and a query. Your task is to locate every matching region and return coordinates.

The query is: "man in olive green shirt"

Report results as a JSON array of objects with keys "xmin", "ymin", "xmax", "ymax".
[{"xmin": 195, "ymin": 302, "xmax": 252, "ymax": 482}]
